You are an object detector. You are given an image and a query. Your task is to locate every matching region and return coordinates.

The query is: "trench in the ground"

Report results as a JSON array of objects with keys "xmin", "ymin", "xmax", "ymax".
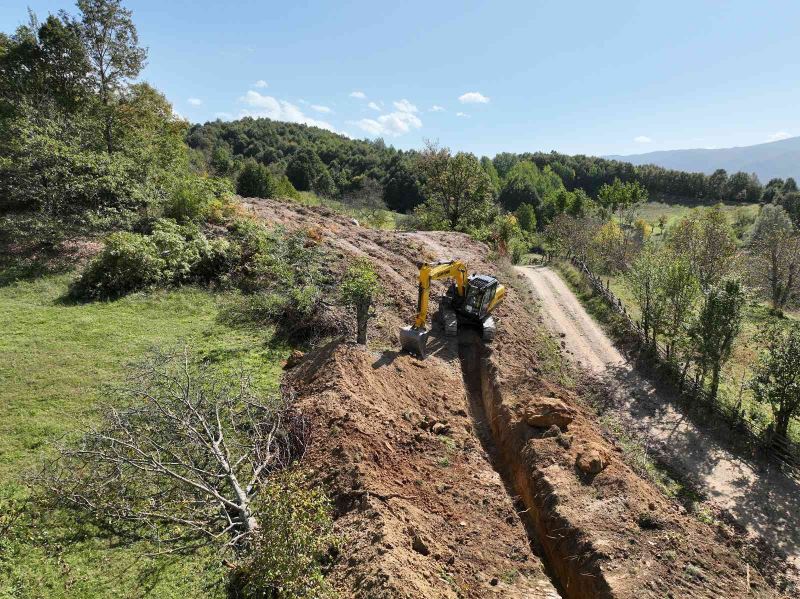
[{"xmin": 457, "ymin": 329, "xmax": 612, "ymax": 599}]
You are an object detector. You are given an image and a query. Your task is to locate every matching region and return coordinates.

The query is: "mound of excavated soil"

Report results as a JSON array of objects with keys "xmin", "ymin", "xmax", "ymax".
[
  {"xmin": 250, "ymin": 198, "xmax": 778, "ymax": 598},
  {"xmin": 288, "ymin": 341, "xmax": 559, "ymax": 597}
]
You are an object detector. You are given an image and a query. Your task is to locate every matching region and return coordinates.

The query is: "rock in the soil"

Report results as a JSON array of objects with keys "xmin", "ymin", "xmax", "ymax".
[
  {"xmin": 576, "ymin": 444, "xmax": 610, "ymax": 474},
  {"xmin": 525, "ymin": 397, "xmax": 576, "ymax": 430},
  {"xmin": 283, "ymin": 350, "xmax": 305, "ymax": 369},
  {"xmin": 412, "ymin": 534, "xmax": 430, "ymax": 556},
  {"xmin": 431, "ymin": 422, "xmax": 450, "ymax": 435}
]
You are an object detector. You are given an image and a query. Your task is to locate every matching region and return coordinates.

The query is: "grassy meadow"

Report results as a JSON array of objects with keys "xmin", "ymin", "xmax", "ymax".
[{"xmin": 0, "ymin": 273, "xmax": 288, "ymax": 599}]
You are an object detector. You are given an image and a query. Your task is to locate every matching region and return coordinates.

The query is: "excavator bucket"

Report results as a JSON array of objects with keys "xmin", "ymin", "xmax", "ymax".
[{"xmin": 399, "ymin": 326, "xmax": 429, "ymax": 357}]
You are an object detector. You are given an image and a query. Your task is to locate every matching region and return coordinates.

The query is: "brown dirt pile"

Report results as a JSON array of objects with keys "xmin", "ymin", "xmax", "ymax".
[
  {"xmin": 288, "ymin": 341, "xmax": 559, "ymax": 598},
  {"xmin": 249, "ymin": 198, "xmax": 778, "ymax": 598}
]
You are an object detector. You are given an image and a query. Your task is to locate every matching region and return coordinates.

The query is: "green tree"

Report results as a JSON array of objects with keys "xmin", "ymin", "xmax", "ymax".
[
  {"xmin": 661, "ymin": 255, "xmax": 700, "ymax": 358},
  {"xmin": 286, "ymin": 148, "xmax": 335, "ymax": 196},
  {"xmin": 597, "ymin": 178, "xmax": 648, "ymax": 216},
  {"xmin": 340, "ymin": 258, "xmax": 381, "ymax": 344},
  {"xmin": 414, "ymin": 144, "xmax": 495, "ymax": 231},
  {"xmin": 749, "ymin": 204, "xmax": 800, "ymax": 313},
  {"xmin": 750, "ymin": 324, "xmax": 800, "ymax": 439},
  {"xmin": 492, "ymin": 152, "xmax": 519, "ymax": 179},
  {"xmin": 761, "ymin": 177, "xmax": 785, "ymax": 204},
  {"xmin": 693, "ymin": 280, "xmax": 745, "ymax": 402},
  {"xmin": 480, "ymin": 155, "xmax": 501, "ymax": 196},
  {"xmin": 237, "ymin": 159, "xmax": 275, "ymax": 198},
  {"xmin": 383, "ymin": 155, "xmax": 423, "ymax": 212},
  {"xmin": 627, "ymin": 245, "xmax": 668, "ymax": 345},
  {"xmin": 777, "ymin": 191, "xmax": 800, "ymax": 227},
  {"xmin": 724, "ymin": 171, "xmax": 761, "ymax": 203},
  {"xmin": 78, "ymin": 0, "xmax": 147, "ymax": 154},
  {"xmin": 499, "ymin": 161, "xmax": 543, "ymax": 212},
  {"xmin": 707, "ymin": 169, "xmax": 728, "ymax": 201},
  {"xmin": 516, "ymin": 203, "xmax": 537, "ymax": 233},
  {"xmin": 668, "ymin": 205, "xmax": 738, "ymax": 289}
]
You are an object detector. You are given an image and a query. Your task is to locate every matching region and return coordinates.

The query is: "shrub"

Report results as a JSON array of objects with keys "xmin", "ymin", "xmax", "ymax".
[
  {"xmin": 273, "ymin": 174, "xmax": 301, "ymax": 200},
  {"xmin": 232, "ymin": 470, "xmax": 337, "ymax": 599},
  {"xmin": 71, "ymin": 231, "xmax": 164, "ymax": 299},
  {"xmin": 163, "ymin": 175, "xmax": 234, "ymax": 223},
  {"xmin": 71, "ymin": 219, "xmax": 233, "ymax": 299},
  {"xmin": 237, "ymin": 160, "xmax": 275, "ymax": 199}
]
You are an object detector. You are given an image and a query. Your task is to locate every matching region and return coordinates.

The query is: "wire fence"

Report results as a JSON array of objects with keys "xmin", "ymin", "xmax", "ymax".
[{"xmin": 570, "ymin": 256, "xmax": 800, "ymax": 479}]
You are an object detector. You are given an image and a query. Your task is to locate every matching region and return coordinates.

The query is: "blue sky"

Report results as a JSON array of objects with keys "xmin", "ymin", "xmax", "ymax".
[{"xmin": 3, "ymin": 0, "xmax": 799, "ymax": 156}]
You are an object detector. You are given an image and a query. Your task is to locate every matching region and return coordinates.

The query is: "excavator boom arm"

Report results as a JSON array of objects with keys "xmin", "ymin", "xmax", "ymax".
[{"xmin": 412, "ymin": 260, "xmax": 467, "ymax": 328}]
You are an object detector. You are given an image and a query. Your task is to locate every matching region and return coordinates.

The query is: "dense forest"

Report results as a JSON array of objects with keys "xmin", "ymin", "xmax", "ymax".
[{"xmin": 187, "ymin": 117, "xmax": 800, "ymax": 219}]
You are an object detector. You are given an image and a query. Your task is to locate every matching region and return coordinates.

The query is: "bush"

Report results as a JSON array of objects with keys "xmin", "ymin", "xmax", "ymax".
[
  {"xmin": 232, "ymin": 470, "xmax": 337, "ymax": 599},
  {"xmin": 273, "ymin": 174, "xmax": 301, "ymax": 200},
  {"xmin": 71, "ymin": 219, "xmax": 233, "ymax": 299},
  {"xmin": 71, "ymin": 231, "xmax": 164, "ymax": 299},
  {"xmin": 163, "ymin": 175, "xmax": 234, "ymax": 223},
  {"xmin": 237, "ymin": 160, "xmax": 275, "ymax": 199}
]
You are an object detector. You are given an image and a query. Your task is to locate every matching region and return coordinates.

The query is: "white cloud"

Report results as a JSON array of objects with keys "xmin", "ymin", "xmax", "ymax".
[
  {"xmin": 350, "ymin": 91, "xmax": 367, "ymax": 99},
  {"xmin": 458, "ymin": 91, "xmax": 489, "ymax": 104},
  {"xmin": 311, "ymin": 104, "xmax": 332, "ymax": 114},
  {"xmin": 239, "ymin": 90, "xmax": 338, "ymax": 132},
  {"xmin": 767, "ymin": 130, "xmax": 791, "ymax": 142},
  {"xmin": 430, "ymin": 105, "xmax": 445, "ymax": 112},
  {"xmin": 352, "ymin": 110, "xmax": 422, "ymax": 137},
  {"xmin": 367, "ymin": 101, "xmax": 382, "ymax": 111},
  {"xmin": 187, "ymin": 98, "xmax": 202, "ymax": 106},
  {"xmin": 254, "ymin": 80, "xmax": 268, "ymax": 88},
  {"xmin": 456, "ymin": 112, "xmax": 469, "ymax": 118},
  {"xmin": 215, "ymin": 112, "xmax": 233, "ymax": 120},
  {"xmin": 634, "ymin": 135, "xmax": 652, "ymax": 143},
  {"xmin": 393, "ymin": 99, "xmax": 417, "ymax": 113}
]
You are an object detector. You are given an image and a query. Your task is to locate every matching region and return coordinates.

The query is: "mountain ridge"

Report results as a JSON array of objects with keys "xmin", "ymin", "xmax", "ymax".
[{"xmin": 605, "ymin": 135, "xmax": 800, "ymax": 182}]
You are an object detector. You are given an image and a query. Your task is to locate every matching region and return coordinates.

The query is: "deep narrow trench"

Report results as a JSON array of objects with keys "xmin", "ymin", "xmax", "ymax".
[{"xmin": 457, "ymin": 329, "xmax": 612, "ymax": 599}]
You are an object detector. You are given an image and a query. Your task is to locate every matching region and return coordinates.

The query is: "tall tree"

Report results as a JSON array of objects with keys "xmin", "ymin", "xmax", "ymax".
[
  {"xmin": 480, "ymin": 155, "xmax": 501, "ymax": 197},
  {"xmin": 627, "ymin": 245, "xmax": 668, "ymax": 345},
  {"xmin": 661, "ymin": 255, "xmax": 700, "ymax": 358},
  {"xmin": 285, "ymin": 148, "xmax": 335, "ymax": 196},
  {"xmin": 693, "ymin": 280, "xmax": 745, "ymax": 402},
  {"xmin": 749, "ymin": 204, "xmax": 800, "ymax": 313},
  {"xmin": 750, "ymin": 324, "xmax": 800, "ymax": 439},
  {"xmin": 668, "ymin": 205, "xmax": 738, "ymax": 289},
  {"xmin": 78, "ymin": 0, "xmax": 147, "ymax": 153},
  {"xmin": 414, "ymin": 143, "xmax": 495, "ymax": 231},
  {"xmin": 707, "ymin": 169, "xmax": 728, "ymax": 201}
]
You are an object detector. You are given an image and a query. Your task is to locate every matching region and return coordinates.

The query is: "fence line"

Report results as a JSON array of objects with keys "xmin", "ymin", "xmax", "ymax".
[{"xmin": 569, "ymin": 256, "xmax": 800, "ymax": 478}]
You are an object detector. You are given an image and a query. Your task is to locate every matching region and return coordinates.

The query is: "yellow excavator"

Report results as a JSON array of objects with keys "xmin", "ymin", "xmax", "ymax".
[{"xmin": 399, "ymin": 259, "xmax": 506, "ymax": 357}]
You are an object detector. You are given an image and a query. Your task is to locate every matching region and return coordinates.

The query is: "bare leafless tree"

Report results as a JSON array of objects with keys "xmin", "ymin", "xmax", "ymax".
[{"xmin": 37, "ymin": 347, "xmax": 308, "ymax": 552}]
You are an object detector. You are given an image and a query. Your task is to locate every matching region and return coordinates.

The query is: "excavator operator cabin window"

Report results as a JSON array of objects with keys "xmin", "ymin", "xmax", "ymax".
[
  {"xmin": 480, "ymin": 282, "xmax": 496, "ymax": 317},
  {"xmin": 464, "ymin": 285, "xmax": 482, "ymax": 314}
]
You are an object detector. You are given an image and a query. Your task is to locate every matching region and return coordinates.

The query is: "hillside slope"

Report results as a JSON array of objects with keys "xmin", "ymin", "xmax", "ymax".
[
  {"xmin": 606, "ymin": 136, "xmax": 800, "ymax": 181},
  {"xmin": 248, "ymin": 198, "xmax": 778, "ymax": 598}
]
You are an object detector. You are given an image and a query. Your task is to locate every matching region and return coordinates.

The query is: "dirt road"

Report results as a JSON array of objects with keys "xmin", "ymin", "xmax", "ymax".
[{"xmin": 518, "ymin": 264, "xmax": 800, "ymax": 574}]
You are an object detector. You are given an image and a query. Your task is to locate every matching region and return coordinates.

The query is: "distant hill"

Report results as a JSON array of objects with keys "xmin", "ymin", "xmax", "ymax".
[{"xmin": 606, "ymin": 136, "xmax": 800, "ymax": 182}]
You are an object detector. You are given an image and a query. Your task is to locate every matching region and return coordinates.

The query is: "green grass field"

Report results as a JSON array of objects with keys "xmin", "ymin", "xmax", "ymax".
[
  {"xmin": 0, "ymin": 274, "xmax": 288, "ymax": 599},
  {"xmin": 632, "ymin": 201, "xmax": 761, "ymax": 241}
]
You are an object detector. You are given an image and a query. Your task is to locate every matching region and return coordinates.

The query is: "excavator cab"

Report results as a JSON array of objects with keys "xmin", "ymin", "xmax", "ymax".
[{"xmin": 460, "ymin": 275, "xmax": 499, "ymax": 321}]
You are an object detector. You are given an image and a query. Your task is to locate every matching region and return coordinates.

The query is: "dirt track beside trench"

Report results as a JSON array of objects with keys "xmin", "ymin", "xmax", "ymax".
[{"xmin": 519, "ymin": 264, "xmax": 800, "ymax": 578}]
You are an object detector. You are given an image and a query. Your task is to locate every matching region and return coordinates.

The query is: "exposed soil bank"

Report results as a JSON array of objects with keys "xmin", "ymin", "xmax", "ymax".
[
  {"xmin": 459, "ymin": 331, "xmax": 610, "ymax": 598},
  {"xmin": 288, "ymin": 341, "xmax": 560, "ymax": 598}
]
